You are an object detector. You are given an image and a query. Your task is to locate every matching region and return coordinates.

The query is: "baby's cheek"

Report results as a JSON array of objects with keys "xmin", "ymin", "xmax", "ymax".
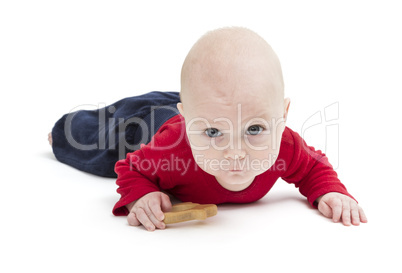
[
  {"xmin": 191, "ymin": 147, "xmax": 218, "ymax": 165},
  {"xmin": 244, "ymin": 134, "xmax": 273, "ymax": 151},
  {"xmin": 249, "ymin": 150, "xmax": 277, "ymax": 172},
  {"xmin": 188, "ymin": 135, "xmax": 210, "ymax": 152}
]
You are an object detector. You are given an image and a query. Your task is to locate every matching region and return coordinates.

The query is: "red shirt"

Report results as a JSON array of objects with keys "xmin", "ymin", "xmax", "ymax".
[{"xmin": 113, "ymin": 114, "xmax": 354, "ymax": 216}]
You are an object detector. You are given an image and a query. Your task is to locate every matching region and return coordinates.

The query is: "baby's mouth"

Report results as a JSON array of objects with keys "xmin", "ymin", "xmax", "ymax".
[{"xmin": 229, "ymin": 168, "xmax": 244, "ymax": 172}]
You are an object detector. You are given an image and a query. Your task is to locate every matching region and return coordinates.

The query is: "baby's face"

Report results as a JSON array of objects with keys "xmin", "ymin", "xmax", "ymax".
[
  {"xmin": 178, "ymin": 63, "xmax": 288, "ymax": 191},
  {"xmin": 178, "ymin": 27, "xmax": 289, "ymax": 191}
]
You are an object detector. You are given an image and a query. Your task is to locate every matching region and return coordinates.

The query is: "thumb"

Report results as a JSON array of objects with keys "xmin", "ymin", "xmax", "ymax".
[
  {"xmin": 318, "ymin": 200, "xmax": 333, "ymax": 219},
  {"xmin": 160, "ymin": 193, "xmax": 172, "ymax": 213}
]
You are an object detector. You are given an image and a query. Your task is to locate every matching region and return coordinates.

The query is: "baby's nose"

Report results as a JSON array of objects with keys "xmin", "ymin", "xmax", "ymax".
[{"xmin": 223, "ymin": 147, "xmax": 246, "ymax": 160}]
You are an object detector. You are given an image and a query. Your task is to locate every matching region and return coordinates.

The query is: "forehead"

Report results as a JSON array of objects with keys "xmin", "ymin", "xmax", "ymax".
[{"xmin": 187, "ymin": 96, "xmax": 279, "ymax": 125}]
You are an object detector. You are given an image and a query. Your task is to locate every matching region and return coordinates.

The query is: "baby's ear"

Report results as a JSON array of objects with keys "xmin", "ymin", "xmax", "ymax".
[
  {"xmin": 177, "ymin": 102, "xmax": 185, "ymax": 116},
  {"xmin": 283, "ymin": 98, "xmax": 291, "ymax": 121}
]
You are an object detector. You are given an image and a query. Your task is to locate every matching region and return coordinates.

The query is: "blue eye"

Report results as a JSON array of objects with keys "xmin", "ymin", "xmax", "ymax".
[
  {"xmin": 205, "ymin": 128, "xmax": 222, "ymax": 138},
  {"xmin": 246, "ymin": 125, "xmax": 264, "ymax": 135}
]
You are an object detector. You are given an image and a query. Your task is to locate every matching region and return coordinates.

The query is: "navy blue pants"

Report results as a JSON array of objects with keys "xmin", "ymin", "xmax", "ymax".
[{"xmin": 51, "ymin": 91, "xmax": 181, "ymax": 178}]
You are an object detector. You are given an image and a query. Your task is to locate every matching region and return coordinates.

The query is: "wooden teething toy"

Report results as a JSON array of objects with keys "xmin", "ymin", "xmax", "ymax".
[{"xmin": 163, "ymin": 202, "xmax": 218, "ymax": 224}]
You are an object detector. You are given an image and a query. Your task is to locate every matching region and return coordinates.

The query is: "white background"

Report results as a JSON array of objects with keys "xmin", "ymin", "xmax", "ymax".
[{"xmin": 1, "ymin": 1, "xmax": 401, "ymax": 272}]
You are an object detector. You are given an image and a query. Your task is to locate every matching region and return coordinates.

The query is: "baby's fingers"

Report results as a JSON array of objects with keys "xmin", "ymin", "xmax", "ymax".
[
  {"xmin": 330, "ymin": 198, "xmax": 343, "ymax": 223},
  {"xmin": 135, "ymin": 207, "xmax": 157, "ymax": 231},
  {"xmin": 142, "ymin": 204, "xmax": 167, "ymax": 231},
  {"xmin": 127, "ymin": 211, "xmax": 141, "ymax": 226},
  {"xmin": 317, "ymin": 193, "xmax": 367, "ymax": 226},
  {"xmin": 148, "ymin": 200, "xmax": 166, "ymax": 229},
  {"xmin": 317, "ymin": 200, "xmax": 332, "ymax": 218},
  {"xmin": 341, "ymin": 202, "xmax": 351, "ymax": 226},
  {"xmin": 359, "ymin": 206, "xmax": 368, "ymax": 223},
  {"xmin": 350, "ymin": 203, "xmax": 361, "ymax": 226},
  {"xmin": 149, "ymin": 199, "xmax": 166, "ymax": 222}
]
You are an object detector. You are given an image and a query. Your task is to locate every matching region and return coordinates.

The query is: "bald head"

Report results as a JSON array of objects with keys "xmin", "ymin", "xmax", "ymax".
[
  {"xmin": 180, "ymin": 27, "xmax": 284, "ymax": 106},
  {"xmin": 176, "ymin": 28, "xmax": 290, "ymax": 186}
]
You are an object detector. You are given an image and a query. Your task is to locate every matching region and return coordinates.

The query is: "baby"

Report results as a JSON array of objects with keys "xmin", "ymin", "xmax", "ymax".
[{"xmin": 49, "ymin": 27, "xmax": 367, "ymax": 231}]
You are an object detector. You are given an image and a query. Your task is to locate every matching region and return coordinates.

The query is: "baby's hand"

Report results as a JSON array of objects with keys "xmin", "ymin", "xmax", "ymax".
[
  {"xmin": 316, "ymin": 192, "xmax": 368, "ymax": 226},
  {"xmin": 126, "ymin": 192, "xmax": 172, "ymax": 231}
]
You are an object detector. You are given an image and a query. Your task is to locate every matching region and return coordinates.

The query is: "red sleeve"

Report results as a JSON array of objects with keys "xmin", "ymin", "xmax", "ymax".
[
  {"xmin": 112, "ymin": 115, "xmax": 186, "ymax": 216},
  {"xmin": 281, "ymin": 128, "xmax": 356, "ymax": 208},
  {"xmin": 112, "ymin": 139, "xmax": 172, "ymax": 216}
]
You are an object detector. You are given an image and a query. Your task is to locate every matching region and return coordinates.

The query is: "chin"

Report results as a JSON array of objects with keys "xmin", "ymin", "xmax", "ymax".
[{"xmin": 222, "ymin": 172, "xmax": 255, "ymax": 183}]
